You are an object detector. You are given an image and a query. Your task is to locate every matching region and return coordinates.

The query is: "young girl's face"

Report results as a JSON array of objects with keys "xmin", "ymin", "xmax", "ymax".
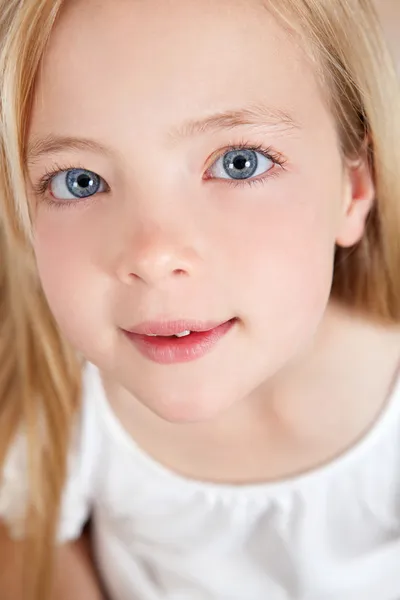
[{"xmin": 28, "ymin": 0, "xmax": 373, "ymax": 421}]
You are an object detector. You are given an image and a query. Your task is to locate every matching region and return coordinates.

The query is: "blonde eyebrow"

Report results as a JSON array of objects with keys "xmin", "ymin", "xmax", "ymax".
[
  {"xmin": 26, "ymin": 104, "xmax": 300, "ymax": 162},
  {"xmin": 168, "ymin": 104, "xmax": 301, "ymax": 142},
  {"xmin": 27, "ymin": 135, "xmax": 112, "ymax": 163}
]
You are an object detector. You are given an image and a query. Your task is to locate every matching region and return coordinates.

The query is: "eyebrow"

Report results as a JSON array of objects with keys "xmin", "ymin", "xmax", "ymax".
[
  {"xmin": 26, "ymin": 104, "xmax": 300, "ymax": 162},
  {"xmin": 168, "ymin": 104, "xmax": 301, "ymax": 142},
  {"xmin": 27, "ymin": 136, "xmax": 112, "ymax": 163}
]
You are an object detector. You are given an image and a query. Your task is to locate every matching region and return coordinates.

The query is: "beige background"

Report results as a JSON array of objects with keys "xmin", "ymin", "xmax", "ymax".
[{"xmin": 376, "ymin": 0, "xmax": 400, "ymax": 69}]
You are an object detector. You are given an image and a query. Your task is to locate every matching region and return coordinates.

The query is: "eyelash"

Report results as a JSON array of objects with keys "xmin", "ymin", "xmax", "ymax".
[
  {"xmin": 207, "ymin": 140, "xmax": 286, "ymax": 189},
  {"xmin": 33, "ymin": 142, "xmax": 287, "ymax": 209},
  {"xmin": 32, "ymin": 160, "xmax": 90, "ymax": 209}
]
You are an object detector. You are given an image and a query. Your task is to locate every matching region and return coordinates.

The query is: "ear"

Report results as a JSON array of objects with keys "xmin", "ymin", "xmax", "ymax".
[{"xmin": 335, "ymin": 147, "xmax": 375, "ymax": 248}]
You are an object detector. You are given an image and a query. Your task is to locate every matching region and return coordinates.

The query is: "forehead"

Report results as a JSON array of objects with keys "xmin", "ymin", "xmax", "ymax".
[{"xmin": 30, "ymin": 0, "xmax": 330, "ymax": 145}]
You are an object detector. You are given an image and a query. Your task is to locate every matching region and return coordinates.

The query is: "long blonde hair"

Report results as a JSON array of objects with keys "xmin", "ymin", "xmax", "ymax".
[{"xmin": 0, "ymin": 0, "xmax": 399, "ymax": 598}]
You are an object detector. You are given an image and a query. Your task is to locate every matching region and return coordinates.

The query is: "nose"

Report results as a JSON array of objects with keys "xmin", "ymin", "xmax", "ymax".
[{"xmin": 115, "ymin": 223, "xmax": 202, "ymax": 286}]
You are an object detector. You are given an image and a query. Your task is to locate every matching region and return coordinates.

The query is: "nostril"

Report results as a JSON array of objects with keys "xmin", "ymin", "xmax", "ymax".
[
  {"xmin": 173, "ymin": 269, "xmax": 187, "ymax": 276},
  {"xmin": 129, "ymin": 272, "xmax": 142, "ymax": 280}
]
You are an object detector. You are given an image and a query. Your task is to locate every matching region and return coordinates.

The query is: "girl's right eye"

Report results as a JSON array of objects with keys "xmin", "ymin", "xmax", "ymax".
[{"xmin": 49, "ymin": 168, "xmax": 108, "ymax": 201}]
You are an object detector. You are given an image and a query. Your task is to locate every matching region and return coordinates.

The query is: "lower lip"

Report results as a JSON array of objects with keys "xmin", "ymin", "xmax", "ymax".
[{"xmin": 123, "ymin": 319, "xmax": 236, "ymax": 364}]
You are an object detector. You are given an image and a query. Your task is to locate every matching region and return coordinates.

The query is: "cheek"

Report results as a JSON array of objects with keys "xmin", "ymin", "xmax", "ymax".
[
  {"xmin": 226, "ymin": 182, "xmax": 340, "ymax": 339},
  {"xmin": 33, "ymin": 214, "xmax": 107, "ymax": 350}
]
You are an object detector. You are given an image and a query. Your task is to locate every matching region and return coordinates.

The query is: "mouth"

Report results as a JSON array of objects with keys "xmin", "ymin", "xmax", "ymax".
[{"xmin": 122, "ymin": 318, "xmax": 237, "ymax": 364}]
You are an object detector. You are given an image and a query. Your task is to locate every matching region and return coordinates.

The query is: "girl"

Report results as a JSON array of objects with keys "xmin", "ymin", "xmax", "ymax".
[{"xmin": 0, "ymin": 0, "xmax": 399, "ymax": 599}]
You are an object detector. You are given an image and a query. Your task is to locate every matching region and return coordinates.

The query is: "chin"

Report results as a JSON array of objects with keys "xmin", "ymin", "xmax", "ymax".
[
  {"xmin": 153, "ymin": 406, "xmax": 221, "ymax": 425},
  {"xmin": 137, "ymin": 388, "xmax": 237, "ymax": 424}
]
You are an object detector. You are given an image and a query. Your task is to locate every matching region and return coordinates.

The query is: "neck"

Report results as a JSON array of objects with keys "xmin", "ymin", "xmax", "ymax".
[{"xmin": 100, "ymin": 301, "xmax": 400, "ymax": 484}]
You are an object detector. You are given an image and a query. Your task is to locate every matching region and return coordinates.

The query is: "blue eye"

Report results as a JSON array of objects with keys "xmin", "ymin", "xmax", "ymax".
[
  {"xmin": 209, "ymin": 148, "xmax": 274, "ymax": 181},
  {"xmin": 49, "ymin": 168, "xmax": 108, "ymax": 200}
]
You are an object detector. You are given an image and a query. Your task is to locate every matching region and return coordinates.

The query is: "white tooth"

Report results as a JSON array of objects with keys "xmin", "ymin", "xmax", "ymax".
[
  {"xmin": 146, "ymin": 333, "xmax": 158, "ymax": 337},
  {"xmin": 175, "ymin": 330, "xmax": 191, "ymax": 338}
]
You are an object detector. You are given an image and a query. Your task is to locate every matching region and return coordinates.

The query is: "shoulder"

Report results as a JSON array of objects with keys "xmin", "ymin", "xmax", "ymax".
[{"xmin": 0, "ymin": 362, "xmax": 102, "ymax": 542}]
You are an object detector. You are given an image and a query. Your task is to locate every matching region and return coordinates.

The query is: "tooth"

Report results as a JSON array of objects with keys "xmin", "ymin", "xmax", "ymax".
[{"xmin": 175, "ymin": 330, "xmax": 191, "ymax": 338}]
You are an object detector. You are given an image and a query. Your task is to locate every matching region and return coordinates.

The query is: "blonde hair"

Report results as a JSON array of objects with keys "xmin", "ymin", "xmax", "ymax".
[
  {"xmin": 0, "ymin": 2, "xmax": 81, "ymax": 598},
  {"xmin": 0, "ymin": 0, "xmax": 399, "ymax": 598}
]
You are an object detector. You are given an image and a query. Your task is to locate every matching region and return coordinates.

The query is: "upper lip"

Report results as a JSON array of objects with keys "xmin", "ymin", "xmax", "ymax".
[{"xmin": 123, "ymin": 319, "xmax": 230, "ymax": 336}]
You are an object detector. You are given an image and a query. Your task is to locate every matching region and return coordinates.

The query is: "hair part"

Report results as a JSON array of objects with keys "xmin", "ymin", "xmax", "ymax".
[{"xmin": 0, "ymin": 1, "xmax": 399, "ymax": 599}]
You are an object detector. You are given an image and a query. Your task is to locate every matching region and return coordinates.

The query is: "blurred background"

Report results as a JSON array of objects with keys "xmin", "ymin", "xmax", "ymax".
[{"xmin": 376, "ymin": 0, "xmax": 400, "ymax": 72}]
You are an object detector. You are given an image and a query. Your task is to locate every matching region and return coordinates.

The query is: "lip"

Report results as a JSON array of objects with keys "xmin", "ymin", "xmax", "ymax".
[
  {"xmin": 125, "ymin": 320, "xmax": 227, "ymax": 336},
  {"xmin": 122, "ymin": 318, "xmax": 236, "ymax": 364}
]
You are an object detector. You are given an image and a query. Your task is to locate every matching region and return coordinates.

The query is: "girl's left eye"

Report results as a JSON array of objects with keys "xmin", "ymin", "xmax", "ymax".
[
  {"xmin": 207, "ymin": 148, "xmax": 275, "ymax": 182},
  {"xmin": 49, "ymin": 168, "xmax": 108, "ymax": 200}
]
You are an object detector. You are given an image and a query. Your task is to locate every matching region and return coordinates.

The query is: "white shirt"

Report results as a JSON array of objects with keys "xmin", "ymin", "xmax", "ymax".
[{"xmin": 1, "ymin": 361, "xmax": 400, "ymax": 600}]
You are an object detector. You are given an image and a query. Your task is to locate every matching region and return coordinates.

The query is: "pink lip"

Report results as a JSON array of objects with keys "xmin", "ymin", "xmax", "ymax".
[{"xmin": 122, "ymin": 319, "xmax": 236, "ymax": 364}]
